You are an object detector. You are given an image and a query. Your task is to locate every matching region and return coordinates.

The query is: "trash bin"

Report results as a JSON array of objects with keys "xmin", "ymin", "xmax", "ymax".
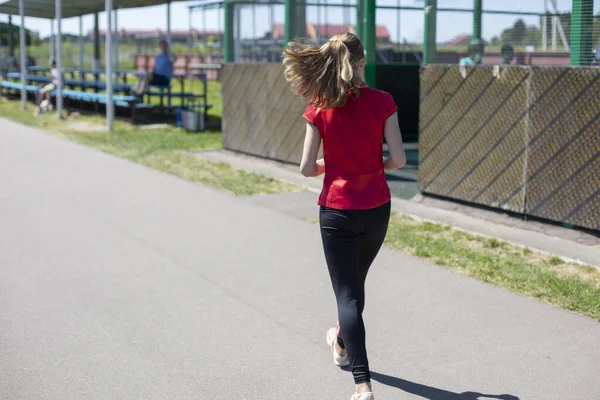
[
  {"xmin": 181, "ymin": 98, "xmax": 205, "ymax": 132},
  {"xmin": 182, "ymin": 108, "xmax": 204, "ymax": 132}
]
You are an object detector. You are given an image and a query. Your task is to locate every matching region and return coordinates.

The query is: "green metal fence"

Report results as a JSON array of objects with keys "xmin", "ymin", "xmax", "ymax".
[
  {"xmin": 421, "ymin": 0, "xmax": 600, "ymax": 67},
  {"xmin": 188, "ymin": 0, "xmax": 600, "ymax": 69}
]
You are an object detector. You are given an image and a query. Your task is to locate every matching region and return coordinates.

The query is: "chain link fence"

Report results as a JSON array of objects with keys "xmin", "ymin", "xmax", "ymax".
[
  {"xmin": 426, "ymin": 0, "xmax": 600, "ymax": 66},
  {"xmin": 4, "ymin": 1, "xmax": 598, "ymax": 67},
  {"xmin": 214, "ymin": 0, "xmax": 600, "ymax": 65}
]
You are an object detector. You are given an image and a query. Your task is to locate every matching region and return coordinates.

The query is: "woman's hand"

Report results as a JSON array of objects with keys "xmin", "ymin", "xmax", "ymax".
[{"xmin": 315, "ymin": 158, "xmax": 326, "ymax": 176}]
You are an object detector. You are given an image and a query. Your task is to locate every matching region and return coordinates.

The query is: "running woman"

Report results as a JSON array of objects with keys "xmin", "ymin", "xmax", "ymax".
[{"xmin": 282, "ymin": 33, "xmax": 406, "ymax": 400}]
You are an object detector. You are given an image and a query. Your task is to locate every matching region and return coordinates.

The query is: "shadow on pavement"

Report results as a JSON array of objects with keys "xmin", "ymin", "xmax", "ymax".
[{"xmin": 370, "ymin": 371, "xmax": 520, "ymax": 400}]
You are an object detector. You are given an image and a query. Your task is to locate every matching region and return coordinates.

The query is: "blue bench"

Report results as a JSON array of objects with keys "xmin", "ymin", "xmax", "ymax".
[
  {"xmin": 0, "ymin": 80, "xmax": 41, "ymax": 93},
  {"xmin": 7, "ymin": 73, "xmax": 135, "ymax": 94},
  {"xmin": 58, "ymin": 90, "xmax": 148, "ymax": 109},
  {"xmin": 0, "ymin": 81, "xmax": 152, "ymax": 123}
]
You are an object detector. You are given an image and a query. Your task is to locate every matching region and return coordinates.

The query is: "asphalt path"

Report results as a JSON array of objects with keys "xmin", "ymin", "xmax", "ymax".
[{"xmin": 1, "ymin": 118, "xmax": 599, "ymax": 400}]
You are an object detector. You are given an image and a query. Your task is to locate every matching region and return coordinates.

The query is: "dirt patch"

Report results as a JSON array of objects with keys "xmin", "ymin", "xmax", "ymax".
[
  {"xmin": 66, "ymin": 121, "xmax": 106, "ymax": 132},
  {"xmin": 142, "ymin": 123, "xmax": 171, "ymax": 130},
  {"xmin": 553, "ymin": 264, "xmax": 600, "ymax": 289}
]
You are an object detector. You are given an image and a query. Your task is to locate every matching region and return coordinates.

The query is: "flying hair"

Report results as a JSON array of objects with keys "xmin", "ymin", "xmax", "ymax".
[{"xmin": 282, "ymin": 33, "xmax": 365, "ymax": 109}]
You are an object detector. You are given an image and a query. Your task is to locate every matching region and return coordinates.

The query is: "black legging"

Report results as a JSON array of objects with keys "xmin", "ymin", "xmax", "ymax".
[{"xmin": 319, "ymin": 201, "xmax": 391, "ymax": 385}]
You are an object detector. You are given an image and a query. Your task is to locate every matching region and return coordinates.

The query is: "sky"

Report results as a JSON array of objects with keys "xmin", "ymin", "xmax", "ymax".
[{"xmin": 0, "ymin": 0, "xmax": 577, "ymax": 45}]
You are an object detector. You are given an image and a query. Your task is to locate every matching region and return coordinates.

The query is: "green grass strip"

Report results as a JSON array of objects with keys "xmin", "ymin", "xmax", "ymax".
[{"xmin": 386, "ymin": 214, "xmax": 600, "ymax": 322}]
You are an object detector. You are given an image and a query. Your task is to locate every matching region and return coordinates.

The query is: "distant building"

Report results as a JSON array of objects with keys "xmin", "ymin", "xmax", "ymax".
[
  {"xmin": 43, "ymin": 33, "xmax": 81, "ymax": 43},
  {"xmin": 271, "ymin": 23, "xmax": 391, "ymax": 43},
  {"xmin": 87, "ymin": 29, "xmax": 223, "ymax": 45},
  {"xmin": 445, "ymin": 34, "xmax": 488, "ymax": 47},
  {"xmin": 445, "ymin": 34, "xmax": 471, "ymax": 46}
]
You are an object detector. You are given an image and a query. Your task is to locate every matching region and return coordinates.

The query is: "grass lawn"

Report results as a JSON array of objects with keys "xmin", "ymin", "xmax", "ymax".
[
  {"xmin": 0, "ymin": 93, "xmax": 298, "ymax": 196},
  {"xmin": 386, "ymin": 214, "xmax": 600, "ymax": 322}
]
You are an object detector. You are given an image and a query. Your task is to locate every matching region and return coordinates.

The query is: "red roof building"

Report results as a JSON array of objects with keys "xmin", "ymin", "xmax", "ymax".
[{"xmin": 272, "ymin": 23, "xmax": 390, "ymax": 42}]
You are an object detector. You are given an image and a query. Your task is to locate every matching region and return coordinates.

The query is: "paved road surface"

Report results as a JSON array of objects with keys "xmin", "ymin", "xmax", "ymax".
[{"xmin": 1, "ymin": 118, "xmax": 599, "ymax": 400}]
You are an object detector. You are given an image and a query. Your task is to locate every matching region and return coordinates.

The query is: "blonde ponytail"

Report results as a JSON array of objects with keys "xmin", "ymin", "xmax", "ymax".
[{"xmin": 282, "ymin": 33, "xmax": 365, "ymax": 109}]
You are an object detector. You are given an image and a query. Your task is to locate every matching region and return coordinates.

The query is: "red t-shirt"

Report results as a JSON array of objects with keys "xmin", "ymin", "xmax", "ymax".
[{"xmin": 303, "ymin": 87, "xmax": 398, "ymax": 210}]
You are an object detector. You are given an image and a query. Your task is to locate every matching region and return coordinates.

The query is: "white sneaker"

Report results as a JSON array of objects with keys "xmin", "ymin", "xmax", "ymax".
[
  {"xmin": 326, "ymin": 324, "xmax": 349, "ymax": 367},
  {"xmin": 351, "ymin": 392, "xmax": 374, "ymax": 400}
]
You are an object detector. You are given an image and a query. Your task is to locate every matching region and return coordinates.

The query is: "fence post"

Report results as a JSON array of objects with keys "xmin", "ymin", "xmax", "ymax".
[
  {"xmin": 363, "ymin": 0, "xmax": 376, "ymax": 87},
  {"xmin": 423, "ymin": 0, "xmax": 437, "ymax": 64},
  {"xmin": 471, "ymin": 0, "xmax": 482, "ymax": 45},
  {"xmin": 8, "ymin": 15, "xmax": 14, "ymax": 57},
  {"xmin": 223, "ymin": 0, "xmax": 234, "ymax": 62},
  {"xmin": 285, "ymin": 0, "xmax": 298, "ymax": 45},
  {"xmin": 93, "ymin": 13, "xmax": 100, "ymax": 69},
  {"xmin": 356, "ymin": 0, "xmax": 364, "ymax": 40},
  {"xmin": 296, "ymin": 0, "xmax": 306, "ymax": 38},
  {"xmin": 570, "ymin": 0, "xmax": 593, "ymax": 66}
]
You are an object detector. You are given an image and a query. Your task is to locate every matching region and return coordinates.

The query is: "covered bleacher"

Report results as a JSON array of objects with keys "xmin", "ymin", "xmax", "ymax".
[{"xmin": 0, "ymin": 0, "xmax": 213, "ymax": 131}]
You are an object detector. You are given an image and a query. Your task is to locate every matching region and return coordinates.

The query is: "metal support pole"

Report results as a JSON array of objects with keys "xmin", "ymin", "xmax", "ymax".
[
  {"xmin": 324, "ymin": 1, "xmax": 328, "ymax": 39},
  {"xmin": 343, "ymin": 0, "xmax": 349, "ymax": 28},
  {"xmin": 19, "ymin": 0, "xmax": 26, "ymax": 109},
  {"xmin": 188, "ymin": 10, "xmax": 193, "ymax": 52},
  {"xmin": 93, "ymin": 13, "xmax": 100, "ymax": 70},
  {"xmin": 316, "ymin": 0, "xmax": 321, "ymax": 43},
  {"xmin": 570, "ymin": 0, "xmax": 593, "ymax": 66},
  {"xmin": 50, "ymin": 19, "xmax": 55, "ymax": 59},
  {"xmin": 552, "ymin": 13, "xmax": 557, "ymax": 51},
  {"xmin": 296, "ymin": 0, "xmax": 306, "ymax": 38},
  {"xmin": 356, "ymin": 0, "xmax": 364, "ymax": 40},
  {"xmin": 542, "ymin": 0, "xmax": 547, "ymax": 51},
  {"xmin": 166, "ymin": 2, "xmax": 172, "ymax": 46},
  {"xmin": 270, "ymin": 3, "xmax": 276, "ymax": 59},
  {"xmin": 202, "ymin": 8, "xmax": 207, "ymax": 49},
  {"xmin": 252, "ymin": 4, "xmax": 257, "ymax": 62},
  {"xmin": 8, "ymin": 15, "xmax": 14, "ymax": 57},
  {"xmin": 0, "ymin": 18, "xmax": 3, "ymax": 56},
  {"xmin": 224, "ymin": 1, "xmax": 234, "ymax": 62},
  {"xmin": 105, "ymin": 0, "xmax": 114, "ymax": 131},
  {"xmin": 423, "ymin": 0, "xmax": 437, "ymax": 64},
  {"xmin": 234, "ymin": 4, "xmax": 241, "ymax": 62},
  {"xmin": 363, "ymin": 0, "xmax": 376, "ymax": 87},
  {"xmin": 284, "ymin": 0, "xmax": 297, "ymax": 45},
  {"xmin": 114, "ymin": 8, "xmax": 119, "ymax": 70},
  {"xmin": 218, "ymin": 7, "xmax": 223, "ymax": 55},
  {"xmin": 471, "ymin": 0, "xmax": 482, "ymax": 45},
  {"xmin": 56, "ymin": 0, "xmax": 63, "ymax": 119},
  {"xmin": 396, "ymin": 0, "xmax": 401, "ymax": 58},
  {"xmin": 79, "ymin": 16, "xmax": 84, "ymax": 70},
  {"xmin": 550, "ymin": 0, "xmax": 570, "ymax": 51}
]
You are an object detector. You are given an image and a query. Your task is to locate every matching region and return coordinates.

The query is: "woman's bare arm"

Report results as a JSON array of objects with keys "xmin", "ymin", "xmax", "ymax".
[
  {"xmin": 300, "ymin": 122, "xmax": 325, "ymax": 177},
  {"xmin": 383, "ymin": 111, "xmax": 406, "ymax": 170}
]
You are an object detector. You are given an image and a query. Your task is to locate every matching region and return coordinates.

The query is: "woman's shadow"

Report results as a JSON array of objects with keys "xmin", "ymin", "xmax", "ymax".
[{"xmin": 369, "ymin": 371, "xmax": 520, "ymax": 400}]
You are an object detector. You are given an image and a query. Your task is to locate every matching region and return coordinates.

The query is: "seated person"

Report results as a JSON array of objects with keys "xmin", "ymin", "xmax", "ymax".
[
  {"xmin": 501, "ymin": 44, "xmax": 515, "ymax": 65},
  {"xmin": 26, "ymin": 55, "xmax": 36, "ymax": 68},
  {"xmin": 136, "ymin": 40, "xmax": 175, "ymax": 96},
  {"xmin": 459, "ymin": 43, "xmax": 486, "ymax": 66},
  {"xmin": 34, "ymin": 58, "xmax": 58, "ymax": 116},
  {"xmin": 592, "ymin": 43, "xmax": 600, "ymax": 66}
]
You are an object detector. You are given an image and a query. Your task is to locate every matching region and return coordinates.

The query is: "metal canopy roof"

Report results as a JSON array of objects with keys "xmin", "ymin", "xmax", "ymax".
[{"xmin": 0, "ymin": 0, "xmax": 187, "ymax": 19}]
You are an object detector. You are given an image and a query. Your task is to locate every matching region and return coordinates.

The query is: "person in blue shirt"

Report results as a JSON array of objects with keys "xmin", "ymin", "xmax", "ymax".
[
  {"xmin": 459, "ymin": 43, "xmax": 486, "ymax": 66},
  {"xmin": 136, "ymin": 40, "xmax": 175, "ymax": 95}
]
